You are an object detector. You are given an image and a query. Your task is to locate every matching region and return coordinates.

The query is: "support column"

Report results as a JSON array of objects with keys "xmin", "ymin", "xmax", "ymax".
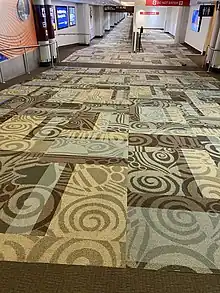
[
  {"xmin": 110, "ymin": 12, "xmax": 115, "ymax": 27},
  {"xmin": 164, "ymin": 7, "xmax": 171, "ymax": 33},
  {"xmin": 206, "ymin": 3, "xmax": 220, "ymax": 64},
  {"xmin": 44, "ymin": 0, "xmax": 57, "ymax": 61},
  {"xmin": 32, "ymin": 0, "xmax": 51, "ymax": 66},
  {"xmin": 104, "ymin": 12, "xmax": 111, "ymax": 31},
  {"xmin": 132, "ymin": 6, "xmax": 138, "ymax": 52},
  {"xmin": 114, "ymin": 13, "xmax": 117, "ymax": 25},
  {"xmin": 116, "ymin": 13, "xmax": 120, "ymax": 23},
  {"xmin": 77, "ymin": 4, "xmax": 90, "ymax": 45},
  {"xmin": 174, "ymin": 7, "xmax": 190, "ymax": 44},
  {"xmin": 211, "ymin": 29, "xmax": 220, "ymax": 68},
  {"xmin": 94, "ymin": 6, "xmax": 104, "ymax": 37}
]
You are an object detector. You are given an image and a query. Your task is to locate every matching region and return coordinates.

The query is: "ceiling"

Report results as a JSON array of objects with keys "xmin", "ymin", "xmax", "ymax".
[{"xmin": 59, "ymin": 0, "xmax": 122, "ymax": 5}]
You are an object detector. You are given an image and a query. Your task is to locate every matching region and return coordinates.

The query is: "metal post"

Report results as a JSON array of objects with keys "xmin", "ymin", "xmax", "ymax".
[
  {"xmin": 24, "ymin": 47, "xmax": 30, "ymax": 74},
  {"xmin": 49, "ymin": 42, "xmax": 54, "ymax": 68},
  {"xmin": 56, "ymin": 41, "xmax": 61, "ymax": 63},
  {"xmin": 206, "ymin": 2, "xmax": 220, "ymax": 64},
  {"xmin": 131, "ymin": 31, "xmax": 134, "ymax": 53},
  {"xmin": 0, "ymin": 65, "xmax": 5, "ymax": 83},
  {"xmin": 133, "ymin": 32, "xmax": 137, "ymax": 53}
]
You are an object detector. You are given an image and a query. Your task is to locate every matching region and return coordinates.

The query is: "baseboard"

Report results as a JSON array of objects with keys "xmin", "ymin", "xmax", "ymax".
[
  {"xmin": 39, "ymin": 61, "xmax": 51, "ymax": 67},
  {"xmin": 78, "ymin": 43, "xmax": 90, "ymax": 46},
  {"xmin": 58, "ymin": 43, "xmax": 88, "ymax": 49},
  {"xmin": 206, "ymin": 65, "xmax": 220, "ymax": 73},
  {"xmin": 165, "ymin": 32, "xmax": 174, "ymax": 38},
  {"xmin": 183, "ymin": 42, "xmax": 201, "ymax": 54},
  {"xmin": 140, "ymin": 28, "xmax": 164, "ymax": 30}
]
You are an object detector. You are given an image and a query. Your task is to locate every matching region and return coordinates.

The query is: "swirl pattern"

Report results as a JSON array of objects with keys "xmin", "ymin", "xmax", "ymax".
[
  {"xmin": 127, "ymin": 207, "xmax": 220, "ymax": 272},
  {"xmin": 2, "ymin": 21, "xmax": 220, "ymax": 276},
  {"xmin": 0, "ymin": 235, "xmax": 125, "ymax": 268},
  {"xmin": 48, "ymin": 194, "xmax": 126, "ymax": 242}
]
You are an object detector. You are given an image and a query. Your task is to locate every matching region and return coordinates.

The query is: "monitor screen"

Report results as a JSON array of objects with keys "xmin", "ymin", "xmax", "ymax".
[
  {"xmin": 56, "ymin": 6, "xmax": 68, "ymax": 30},
  {"xmin": 69, "ymin": 6, "xmax": 76, "ymax": 26}
]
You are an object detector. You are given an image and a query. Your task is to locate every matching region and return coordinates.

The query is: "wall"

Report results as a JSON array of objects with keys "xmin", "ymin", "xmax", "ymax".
[
  {"xmin": 52, "ymin": 1, "xmax": 80, "ymax": 46},
  {"xmin": 134, "ymin": 6, "xmax": 167, "ymax": 31},
  {"xmin": 0, "ymin": 0, "xmax": 37, "ymax": 61},
  {"xmin": 1, "ymin": 49, "xmax": 39, "ymax": 82},
  {"xmin": 165, "ymin": 7, "xmax": 179, "ymax": 36},
  {"xmin": 185, "ymin": 5, "xmax": 211, "ymax": 52}
]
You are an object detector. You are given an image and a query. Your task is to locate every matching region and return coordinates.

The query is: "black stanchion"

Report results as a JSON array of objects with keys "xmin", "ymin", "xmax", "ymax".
[{"xmin": 139, "ymin": 26, "xmax": 143, "ymax": 52}]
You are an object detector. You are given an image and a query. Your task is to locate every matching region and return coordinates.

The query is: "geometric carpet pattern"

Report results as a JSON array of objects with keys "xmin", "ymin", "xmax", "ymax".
[
  {"xmin": 64, "ymin": 21, "xmax": 198, "ymax": 67},
  {"xmin": 1, "ymin": 17, "xmax": 220, "ymax": 276}
]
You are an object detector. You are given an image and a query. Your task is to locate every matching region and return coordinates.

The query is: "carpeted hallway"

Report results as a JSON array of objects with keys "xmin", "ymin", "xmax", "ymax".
[{"xmin": 0, "ymin": 16, "xmax": 220, "ymax": 292}]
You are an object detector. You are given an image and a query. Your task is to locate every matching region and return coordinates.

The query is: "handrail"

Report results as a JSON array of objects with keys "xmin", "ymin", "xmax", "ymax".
[
  {"xmin": 137, "ymin": 27, "xmax": 163, "ymax": 30},
  {"xmin": 57, "ymin": 33, "xmax": 90, "ymax": 36},
  {"xmin": 0, "ymin": 41, "xmax": 57, "ymax": 52},
  {"xmin": 0, "ymin": 41, "xmax": 59, "ymax": 84},
  {"xmin": 208, "ymin": 46, "xmax": 220, "ymax": 52},
  {"xmin": 205, "ymin": 45, "xmax": 220, "ymax": 72}
]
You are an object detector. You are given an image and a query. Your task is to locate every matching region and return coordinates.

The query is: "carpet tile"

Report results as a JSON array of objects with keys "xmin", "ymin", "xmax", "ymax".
[{"xmin": 1, "ymin": 16, "xmax": 220, "ymax": 277}]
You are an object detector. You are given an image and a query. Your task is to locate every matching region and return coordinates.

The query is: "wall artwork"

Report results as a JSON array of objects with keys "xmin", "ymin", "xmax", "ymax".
[
  {"xmin": 191, "ymin": 9, "xmax": 199, "ymax": 32},
  {"xmin": 0, "ymin": 0, "xmax": 37, "ymax": 62},
  {"xmin": 69, "ymin": 6, "xmax": 76, "ymax": 27}
]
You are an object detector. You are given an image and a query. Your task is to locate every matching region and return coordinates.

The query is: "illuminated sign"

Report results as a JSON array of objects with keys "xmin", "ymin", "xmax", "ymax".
[
  {"xmin": 56, "ymin": 6, "xmax": 68, "ymax": 30},
  {"xmin": 69, "ymin": 6, "xmax": 76, "ymax": 26},
  {"xmin": 146, "ymin": 0, "xmax": 190, "ymax": 6},
  {"xmin": 191, "ymin": 10, "xmax": 199, "ymax": 32},
  {"xmin": 140, "ymin": 11, "xmax": 159, "ymax": 15},
  {"xmin": 199, "ymin": 5, "xmax": 215, "ymax": 17},
  {"xmin": 104, "ymin": 6, "xmax": 134, "ymax": 12}
]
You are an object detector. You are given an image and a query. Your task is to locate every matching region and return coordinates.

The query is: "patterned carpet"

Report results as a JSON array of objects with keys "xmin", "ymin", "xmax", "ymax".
[
  {"xmin": 1, "ymin": 17, "xmax": 220, "ymax": 279},
  {"xmin": 64, "ymin": 18, "xmax": 197, "ymax": 67}
]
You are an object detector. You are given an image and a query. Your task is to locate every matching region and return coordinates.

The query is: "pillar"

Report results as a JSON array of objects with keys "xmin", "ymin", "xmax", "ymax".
[
  {"xmin": 114, "ymin": 13, "xmax": 117, "ymax": 25},
  {"xmin": 94, "ymin": 6, "xmax": 104, "ymax": 37},
  {"xmin": 32, "ymin": 0, "xmax": 51, "ymax": 66},
  {"xmin": 174, "ymin": 7, "xmax": 190, "ymax": 44},
  {"xmin": 77, "ymin": 4, "xmax": 90, "ymax": 44},
  {"xmin": 44, "ymin": 0, "xmax": 57, "ymax": 60},
  {"xmin": 164, "ymin": 7, "xmax": 171, "ymax": 33},
  {"xmin": 110, "ymin": 12, "xmax": 115, "ymax": 27},
  {"xmin": 104, "ymin": 12, "xmax": 111, "ymax": 31},
  {"xmin": 132, "ymin": 5, "xmax": 138, "ymax": 52},
  {"xmin": 211, "ymin": 29, "xmax": 220, "ymax": 67},
  {"xmin": 116, "ymin": 12, "xmax": 119, "ymax": 24},
  {"xmin": 206, "ymin": 3, "xmax": 220, "ymax": 64}
]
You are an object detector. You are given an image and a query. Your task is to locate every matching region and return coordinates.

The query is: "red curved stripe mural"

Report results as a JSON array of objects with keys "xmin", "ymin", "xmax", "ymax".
[{"xmin": 0, "ymin": 0, "xmax": 37, "ymax": 61}]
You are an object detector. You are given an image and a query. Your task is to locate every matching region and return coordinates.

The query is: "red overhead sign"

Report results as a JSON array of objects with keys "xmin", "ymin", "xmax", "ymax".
[
  {"xmin": 140, "ymin": 11, "xmax": 159, "ymax": 15},
  {"xmin": 146, "ymin": 0, "xmax": 190, "ymax": 6}
]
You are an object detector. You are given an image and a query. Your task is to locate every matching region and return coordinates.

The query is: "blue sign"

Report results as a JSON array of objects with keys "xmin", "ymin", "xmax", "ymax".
[
  {"xmin": 69, "ymin": 7, "xmax": 76, "ymax": 26},
  {"xmin": 56, "ymin": 6, "xmax": 68, "ymax": 30},
  {"xmin": 191, "ymin": 10, "xmax": 199, "ymax": 32},
  {"xmin": 0, "ymin": 53, "xmax": 8, "ymax": 62}
]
